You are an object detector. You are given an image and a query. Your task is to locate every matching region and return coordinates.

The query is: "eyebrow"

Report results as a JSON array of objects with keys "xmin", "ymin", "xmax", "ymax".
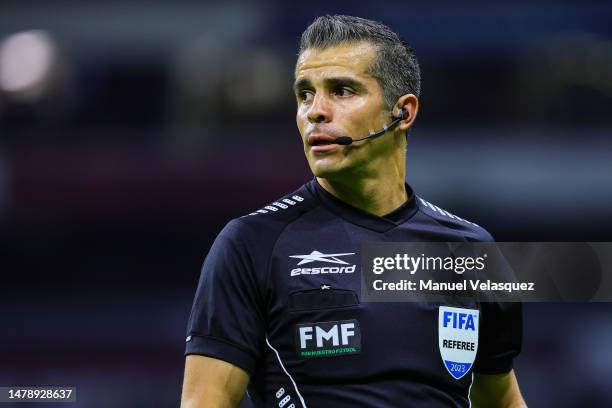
[{"xmin": 293, "ymin": 77, "xmax": 366, "ymax": 93}]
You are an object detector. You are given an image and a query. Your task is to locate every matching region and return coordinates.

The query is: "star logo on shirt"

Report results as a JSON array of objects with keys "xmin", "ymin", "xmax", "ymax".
[{"xmin": 289, "ymin": 250, "xmax": 355, "ymax": 266}]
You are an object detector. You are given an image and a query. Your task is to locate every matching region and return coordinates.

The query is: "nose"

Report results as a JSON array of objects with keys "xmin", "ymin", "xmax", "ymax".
[{"xmin": 307, "ymin": 93, "xmax": 332, "ymax": 124}]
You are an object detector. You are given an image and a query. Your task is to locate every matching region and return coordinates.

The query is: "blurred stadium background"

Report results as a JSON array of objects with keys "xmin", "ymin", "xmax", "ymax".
[{"xmin": 1, "ymin": 1, "xmax": 611, "ymax": 407}]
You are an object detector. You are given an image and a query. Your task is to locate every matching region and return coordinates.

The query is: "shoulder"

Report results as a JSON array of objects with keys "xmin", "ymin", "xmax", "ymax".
[
  {"xmin": 415, "ymin": 196, "xmax": 494, "ymax": 242},
  {"xmin": 218, "ymin": 182, "xmax": 319, "ymax": 248}
]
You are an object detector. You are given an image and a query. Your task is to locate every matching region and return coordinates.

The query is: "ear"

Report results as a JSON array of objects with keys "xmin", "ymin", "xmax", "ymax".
[{"xmin": 394, "ymin": 94, "xmax": 419, "ymax": 131}]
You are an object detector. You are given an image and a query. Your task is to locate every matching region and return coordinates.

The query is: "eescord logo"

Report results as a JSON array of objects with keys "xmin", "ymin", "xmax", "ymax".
[
  {"xmin": 295, "ymin": 319, "xmax": 361, "ymax": 358},
  {"xmin": 289, "ymin": 250, "xmax": 356, "ymax": 276},
  {"xmin": 290, "ymin": 265, "xmax": 356, "ymax": 276}
]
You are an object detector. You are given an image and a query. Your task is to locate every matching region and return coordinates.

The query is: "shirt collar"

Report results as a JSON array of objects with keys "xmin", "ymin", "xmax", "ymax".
[{"xmin": 307, "ymin": 177, "xmax": 418, "ymax": 233}]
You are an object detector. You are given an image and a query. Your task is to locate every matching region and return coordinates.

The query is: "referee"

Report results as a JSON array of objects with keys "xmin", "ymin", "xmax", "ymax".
[{"xmin": 181, "ymin": 15, "xmax": 525, "ymax": 407}]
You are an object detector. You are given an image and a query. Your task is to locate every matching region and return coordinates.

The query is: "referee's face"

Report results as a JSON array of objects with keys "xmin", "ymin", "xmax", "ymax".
[{"xmin": 294, "ymin": 41, "xmax": 397, "ymax": 179}]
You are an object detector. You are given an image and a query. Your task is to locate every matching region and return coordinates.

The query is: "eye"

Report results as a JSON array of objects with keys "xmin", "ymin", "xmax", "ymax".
[
  {"xmin": 298, "ymin": 90, "xmax": 314, "ymax": 103},
  {"xmin": 333, "ymin": 87, "xmax": 355, "ymax": 97}
]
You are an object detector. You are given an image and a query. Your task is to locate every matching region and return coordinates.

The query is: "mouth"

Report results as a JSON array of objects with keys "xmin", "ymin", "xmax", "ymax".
[
  {"xmin": 307, "ymin": 133, "xmax": 338, "ymax": 147},
  {"xmin": 313, "ymin": 140, "xmax": 332, "ymax": 146}
]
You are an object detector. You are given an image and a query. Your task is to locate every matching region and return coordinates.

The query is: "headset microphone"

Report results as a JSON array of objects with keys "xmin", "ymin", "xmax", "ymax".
[{"xmin": 334, "ymin": 108, "xmax": 407, "ymax": 146}]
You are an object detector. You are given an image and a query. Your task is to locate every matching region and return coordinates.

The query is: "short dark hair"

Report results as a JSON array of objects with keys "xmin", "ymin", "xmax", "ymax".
[{"xmin": 298, "ymin": 15, "xmax": 421, "ymax": 109}]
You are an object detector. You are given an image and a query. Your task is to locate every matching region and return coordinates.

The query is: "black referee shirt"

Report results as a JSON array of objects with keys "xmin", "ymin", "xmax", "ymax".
[{"xmin": 185, "ymin": 178, "xmax": 522, "ymax": 407}]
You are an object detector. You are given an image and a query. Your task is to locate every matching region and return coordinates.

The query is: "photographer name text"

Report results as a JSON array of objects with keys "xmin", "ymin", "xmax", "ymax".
[{"xmin": 371, "ymin": 279, "xmax": 535, "ymax": 293}]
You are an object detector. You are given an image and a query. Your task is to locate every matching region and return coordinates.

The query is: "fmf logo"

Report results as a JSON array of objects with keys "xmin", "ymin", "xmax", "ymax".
[
  {"xmin": 289, "ymin": 250, "xmax": 356, "ymax": 276},
  {"xmin": 438, "ymin": 306, "xmax": 479, "ymax": 380},
  {"xmin": 295, "ymin": 319, "xmax": 361, "ymax": 358}
]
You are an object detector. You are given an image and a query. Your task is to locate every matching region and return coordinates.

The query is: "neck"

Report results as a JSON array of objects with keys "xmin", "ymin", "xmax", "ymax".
[{"xmin": 317, "ymin": 156, "xmax": 407, "ymax": 217}]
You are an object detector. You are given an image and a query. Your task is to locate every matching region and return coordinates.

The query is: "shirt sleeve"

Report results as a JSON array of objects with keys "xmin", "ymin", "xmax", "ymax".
[
  {"xmin": 467, "ymin": 229, "xmax": 522, "ymax": 374},
  {"xmin": 185, "ymin": 223, "xmax": 266, "ymax": 375},
  {"xmin": 473, "ymin": 301, "xmax": 522, "ymax": 374}
]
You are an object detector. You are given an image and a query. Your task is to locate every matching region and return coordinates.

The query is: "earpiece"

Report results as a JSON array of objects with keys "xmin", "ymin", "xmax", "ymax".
[{"xmin": 395, "ymin": 108, "xmax": 408, "ymax": 120}]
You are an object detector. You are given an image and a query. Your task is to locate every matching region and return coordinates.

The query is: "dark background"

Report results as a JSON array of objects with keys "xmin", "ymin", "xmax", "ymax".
[{"xmin": 1, "ymin": 1, "xmax": 611, "ymax": 407}]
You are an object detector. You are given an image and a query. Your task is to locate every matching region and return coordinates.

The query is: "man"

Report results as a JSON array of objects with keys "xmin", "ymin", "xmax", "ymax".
[{"xmin": 181, "ymin": 15, "xmax": 525, "ymax": 407}]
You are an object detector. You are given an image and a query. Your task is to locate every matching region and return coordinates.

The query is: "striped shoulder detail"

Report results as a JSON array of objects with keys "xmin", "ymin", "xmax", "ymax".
[
  {"xmin": 417, "ymin": 197, "xmax": 480, "ymax": 228},
  {"xmin": 244, "ymin": 194, "xmax": 306, "ymax": 217}
]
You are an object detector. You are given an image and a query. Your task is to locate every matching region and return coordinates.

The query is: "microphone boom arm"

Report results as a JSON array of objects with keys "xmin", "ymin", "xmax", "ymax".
[{"xmin": 334, "ymin": 111, "xmax": 405, "ymax": 146}]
